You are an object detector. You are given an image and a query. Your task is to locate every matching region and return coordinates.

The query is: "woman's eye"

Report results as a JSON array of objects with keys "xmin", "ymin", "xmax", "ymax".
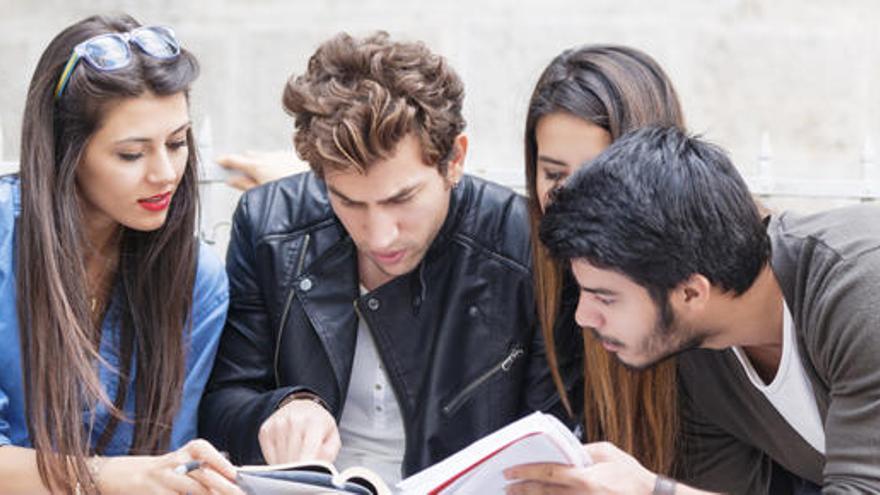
[
  {"xmin": 543, "ymin": 171, "xmax": 566, "ymax": 182},
  {"xmin": 118, "ymin": 152, "xmax": 143, "ymax": 162},
  {"xmin": 168, "ymin": 140, "xmax": 188, "ymax": 151}
]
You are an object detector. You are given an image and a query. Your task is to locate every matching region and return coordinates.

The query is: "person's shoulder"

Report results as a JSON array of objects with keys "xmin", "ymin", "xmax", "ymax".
[
  {"xmin": 676, "ymin": 348, "xmax": 743, "ymax": 406},
  {"xmin": 463, "ymin": 174, "xmax": 525, "ymax": 208},
  {"xmin": 0, "ymin": 175, "xmax": 20, "ymax": 257},
  {"xmin": 457, "ymin": 174, "xmax": 531, "ymax": 268},
  {"xmin": 193, "ymin": 241, "xmax": 229, "ymax": 314},
  {"xmin": 0, "ymin": 175, "xmax": 20, "ymax": 219},
  {"xmin": 773, "ymin": 205, "xmax": 880, "ymax": 263},
  {"xmin": 235, "ymin": 171, "xmax": 336, "ymax": 239},
  {"xmin": 0, "ymin": 177, "xmax": 17, "ymax": 321}
]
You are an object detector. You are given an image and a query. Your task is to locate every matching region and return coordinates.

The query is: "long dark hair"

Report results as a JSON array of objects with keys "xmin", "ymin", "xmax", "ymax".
[
  {"xmin": 16, "ymin": 14, "xmax": 200, "ymax": 492},
  {"xmin": 524, "ymin": 45, "xmax": 684, "ymax": 474}
]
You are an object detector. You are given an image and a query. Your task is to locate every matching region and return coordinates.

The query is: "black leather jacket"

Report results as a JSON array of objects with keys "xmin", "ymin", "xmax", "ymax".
[{"xmin": 200, "ymin": 173, "xmax": 563, "ymax": 475}]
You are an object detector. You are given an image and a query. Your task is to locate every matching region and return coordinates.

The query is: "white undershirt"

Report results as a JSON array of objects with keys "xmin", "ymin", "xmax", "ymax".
[
  {"xmin": 335, "ymin": 287, "xmax": 406, "ymax": 484},
  {"xmin": 732, "ymin": 302, "xmax": 826, "ymax": 454}
]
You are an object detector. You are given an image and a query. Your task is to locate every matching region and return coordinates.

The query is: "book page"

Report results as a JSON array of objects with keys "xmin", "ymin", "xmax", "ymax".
[
  {"xmin": 236, "ymin": 461, "xmax": 391, "ymax": 495},
  {"xmin": 397, "ymin": 412, "xmax": 588, "ymax": 494},
  {"xmin": 439, "ymin": 432, "xmax": 573, "ymax": 493},
  {"xmin": 338, "ymin": 467, "xmax": 392, "ymax": 495}
]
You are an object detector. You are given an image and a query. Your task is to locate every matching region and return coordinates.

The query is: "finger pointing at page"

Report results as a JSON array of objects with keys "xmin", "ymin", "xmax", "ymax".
[{"xmin": 258, "ymin": 397, "xmax": 340, "ymax": 464}]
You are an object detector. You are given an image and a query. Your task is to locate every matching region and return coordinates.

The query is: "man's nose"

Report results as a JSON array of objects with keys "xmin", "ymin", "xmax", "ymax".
[
  {"xmin": 575, "ymin": 296, "xmax": 604, "ymax": 329},
  {"xmin": 364, "ymin": 208, "xmax": 399, "ymax": 250}
]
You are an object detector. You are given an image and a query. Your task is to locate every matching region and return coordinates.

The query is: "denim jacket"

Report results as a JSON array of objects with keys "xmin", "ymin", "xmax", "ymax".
[{"xmin": 0, "ymin": 175, "xmax": 228, "ymax": 453}]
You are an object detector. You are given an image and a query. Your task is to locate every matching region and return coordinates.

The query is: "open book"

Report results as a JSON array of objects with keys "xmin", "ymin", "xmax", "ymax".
[
  {"xmin": 236, "ymin": 412, "xmax": 586, "ymax": 494},
  {"xmin": 237, "ymin": 462, "xmax": 391, "ymax": 495},
  {"xmin": 397, "ymin": 411, "xmax": 589, "ymax": 494}
]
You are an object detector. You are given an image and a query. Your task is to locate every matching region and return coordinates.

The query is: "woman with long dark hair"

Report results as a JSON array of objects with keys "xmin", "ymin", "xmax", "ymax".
[
  {"xmin": 0, "ymin": 14, "xmax": 240, "ymax": 494},
  {"xmin": 520, "ymin": 44, "xmax": 684, "ymax": 478}
]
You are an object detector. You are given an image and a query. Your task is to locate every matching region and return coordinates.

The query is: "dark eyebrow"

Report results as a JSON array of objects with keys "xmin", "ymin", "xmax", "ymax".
[
  {"xmin": 169, "ymin": 121, "xmax": 192, "ymax": 136},
  {"xmin": 581, "ymin": 286, "xmax": 618, "ymax": 297},
  {"xmin": 113, "ymin": 121, "xmax": 192, "ymax": 145},
  {"xmin": 378, "ymin": 183, "xmax": 421, "ymax": 205},
  {"xmin": 537, "ymin": 155, "xmax": 569, "ymax": 168},
  {"xmin": 327, "ymin": 185, "xmax": 362, "ymax": 205},
  {"xmin": 328, "ymin": 182, "xmax": 422, "ymax": 206}
]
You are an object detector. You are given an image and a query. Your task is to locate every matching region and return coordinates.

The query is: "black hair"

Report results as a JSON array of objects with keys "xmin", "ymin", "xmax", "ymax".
[{"xmin": 540, "ymin": 126, "xmax": 770, "ymax": 301}]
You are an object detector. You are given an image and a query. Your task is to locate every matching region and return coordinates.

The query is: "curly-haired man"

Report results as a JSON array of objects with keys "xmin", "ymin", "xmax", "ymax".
[{"xmin": 200, "ymin": 32, "xmax": 564, "ymax": 484}]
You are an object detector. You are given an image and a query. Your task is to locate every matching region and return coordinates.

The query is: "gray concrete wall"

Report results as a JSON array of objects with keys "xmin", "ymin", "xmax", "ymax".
[{"xmin": 2, "ymin": 0, "xmax": 879, "ymax": 219}]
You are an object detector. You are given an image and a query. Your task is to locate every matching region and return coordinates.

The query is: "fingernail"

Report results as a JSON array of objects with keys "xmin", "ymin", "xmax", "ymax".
[{"xmin": 503, "ymin": 468, "xmax": 513, "ymax": 479}]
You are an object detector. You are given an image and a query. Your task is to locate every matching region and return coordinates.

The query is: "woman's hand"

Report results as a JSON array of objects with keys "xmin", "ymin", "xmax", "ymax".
[
  {"xmin": 503, "ymin": 441, "xmax": 657, "ymax": 495},
  {"xmin": 97, "ymin": 439, "xmax": 245, "ymax": 495}
]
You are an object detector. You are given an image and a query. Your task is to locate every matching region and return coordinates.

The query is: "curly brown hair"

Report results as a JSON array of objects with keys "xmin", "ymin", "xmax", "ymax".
[{"xmin": 283, "ymin": 31, "xmax": 466, "ymax": 177}]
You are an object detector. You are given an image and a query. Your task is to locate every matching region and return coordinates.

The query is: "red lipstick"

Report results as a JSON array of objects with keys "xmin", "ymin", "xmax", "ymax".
[{"xmin": 138, "ymin": 191, "xmax": 172, "ymax": 212}]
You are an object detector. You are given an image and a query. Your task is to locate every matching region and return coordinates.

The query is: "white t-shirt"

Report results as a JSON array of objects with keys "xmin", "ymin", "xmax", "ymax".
[
  {"xmin": 335, "ymin": 287, "xmax": 406, "ymax": 484},
  {"xmin": 732, "ymin": 302, "xmax": 825, "ymax": 454}
]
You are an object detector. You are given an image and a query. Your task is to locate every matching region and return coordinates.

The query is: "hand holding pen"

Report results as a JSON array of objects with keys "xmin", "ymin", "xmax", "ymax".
[
  {"xmin": 173, "ymin": 459, "xmax": 204, "ymax": 476},
  {"xmin": 166, "ymin": 440, "xmax": 244, "ymax": 495},
  {"xmin": 93, "ymin": 439, "xmax": 245, "ymax": 495}
]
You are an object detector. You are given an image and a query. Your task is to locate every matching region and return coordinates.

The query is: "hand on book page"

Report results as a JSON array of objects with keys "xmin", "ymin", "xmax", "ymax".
[
  {"xmin": 396, "ymin": 412, "xmax": 589, "ymax": 494},
  {"xmin": 503, "ymin": 441, "xmax": 667, "ymax": 495},
  {"xmin": 237, "ymin": 461, "xmax": 391, "ymax": 495}
]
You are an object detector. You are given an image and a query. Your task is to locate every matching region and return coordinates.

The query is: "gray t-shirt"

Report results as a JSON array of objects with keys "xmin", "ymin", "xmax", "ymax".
[{"xmin": 677, "ymin": 205, "xmax": 880, "ymax": 494}]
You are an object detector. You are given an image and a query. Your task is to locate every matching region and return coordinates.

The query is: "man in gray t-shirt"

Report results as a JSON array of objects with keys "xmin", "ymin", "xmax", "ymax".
[{"xmin": 503, "ymin": 126, "xmax": 878, "ymax": 495}]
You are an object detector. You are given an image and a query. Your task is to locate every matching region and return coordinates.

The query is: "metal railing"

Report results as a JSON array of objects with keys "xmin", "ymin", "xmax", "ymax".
[
  {"xmin": 743, "ymin": 132, "xmax": 879, "ymax": 202},
  {"xmin": 2, "ymin": 119, "xmax": 878, "ymax": 252}
]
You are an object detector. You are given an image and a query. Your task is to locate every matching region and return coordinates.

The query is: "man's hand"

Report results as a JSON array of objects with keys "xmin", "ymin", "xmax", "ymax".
[
  {"xmin": 258, "ymin": 398, "xmax": 341, "ymax": 464},
  {"xmin": 503, "ymin": 441, "xmax": 713, "ymax": 495}
]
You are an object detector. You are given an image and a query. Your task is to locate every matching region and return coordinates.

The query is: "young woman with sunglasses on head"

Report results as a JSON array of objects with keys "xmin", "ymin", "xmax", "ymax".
[{"xmin": 0, "ymin": 14, "xmax": 242, "ymax": 495}]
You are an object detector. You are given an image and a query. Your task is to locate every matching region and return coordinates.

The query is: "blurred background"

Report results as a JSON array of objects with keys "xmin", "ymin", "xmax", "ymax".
[{"xmin": 2, "ymin": 0, "xmax": 878, "ymax": 252}]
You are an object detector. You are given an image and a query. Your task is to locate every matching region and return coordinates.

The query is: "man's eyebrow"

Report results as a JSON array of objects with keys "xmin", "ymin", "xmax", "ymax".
[
  {"xmin": 327, "ymin": 186, "xmax": 362, "ymax": 204},
  {"xmin": 581, "ymin": 286, "xmax": 618, "ymax": 297},
  {"xmin": 327, "ymin": 183, "xmax": 422, "ymax": 205},
  {"xmin": 378, "ymin": 183, "xmax": 421, "ymax": 205},
  {"xmin": 537, "ymin": 155, "xmax": 568, "ymax": 167}
]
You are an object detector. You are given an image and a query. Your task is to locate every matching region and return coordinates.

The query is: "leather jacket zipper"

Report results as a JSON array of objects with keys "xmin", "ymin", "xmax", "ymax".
[
  {"xmin": 442, "ymin": 346, "xmax": 525, "ymax": 416},
  {"xmin": 274, "ymin": 233, "xmax": 311, "ymax": 387},
  {"xmin": 294, "ymin": 234, "xmax": 311, "ymax": 276}
]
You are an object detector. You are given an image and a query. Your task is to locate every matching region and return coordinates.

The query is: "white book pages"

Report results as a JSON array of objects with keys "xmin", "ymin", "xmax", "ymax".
[{"xmin": 397, "ymin": 412, "xmax": 588, "ymax": 494}]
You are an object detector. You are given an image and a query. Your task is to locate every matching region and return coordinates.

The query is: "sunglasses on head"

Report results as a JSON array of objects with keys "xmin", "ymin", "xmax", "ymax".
[{"xmin": 54, "ymin": 25, "xmax": 181, "ymax": 100}]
